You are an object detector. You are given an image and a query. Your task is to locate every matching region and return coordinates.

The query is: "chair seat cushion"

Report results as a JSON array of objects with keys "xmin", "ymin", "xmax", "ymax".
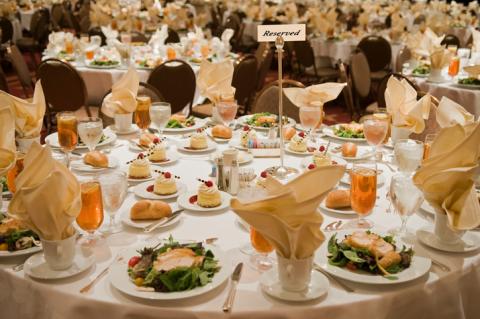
[{"xmin": 16, "ymin": 37, "xmax": 37, "ymax": 49}]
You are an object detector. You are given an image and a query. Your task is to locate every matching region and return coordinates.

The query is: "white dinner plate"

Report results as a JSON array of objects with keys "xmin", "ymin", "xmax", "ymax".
[
  {"xmin": 24, "ymin": 247, "xmax": 95, "ymax": 280},
  {"xmin": 177, "ymin": 140, "xmax": 217, "ymax": 154},
  {"xmin": 120, "ymin": 207, "xmax": 182, "ymax": 230},
  {"xmin": 132, "ymin": 181, "xmax": 186, "ymax": 200},
  {"xmin": 45, "ymin": 130, "xmax": 117, "ymax": 149},
  {"xmin": 300, "ymin": 156, "xmax": 347, "ymax": 168},
  {"xmin": 237, "ymin": 114, "xmax": 296, "ymax": 131},
  {"xmin": 315, "ymin": 230, "xmax": 431, "ymax": 285},
  {"xmin": 162, "ymin": 118, "xmax": 206, "ymax": 133},
  {"xmin": 206, "ymin": 128, "xmax": 232, "ymax": 143},
  {"xmin": 107, "ymin": 124, "xmax": 139, "ymax": 135},
  {"xmin": 109, "ymin": 244, "xmax": 231, "ymax": 300},
  {"xmin": 70, "ymin": 156, "xmax": 119, "ymax": 173},
  {"xmin": 284, "ymin": 144, "xmax": 316, "ymax": 156},
  {"xmin": 209, "ymin": 151, "xmax": 253, "ymax": 165},
  {"xmin": 323, "ymin": 125, "xmax": 366, "ymax": 143},
  {"xmin": 177, "ymin": 191, "xmax": 231, "ymax": 212},
  {"xmin": 149, "ymin": 151, "xmax": 180, "ymax": 166},
  {"xmin": 328, "ymin": 147, "xmax": 374, "ymax": 161},
  {"xmin": 125, "ymin": 170, "xmax": 156, "ymax": 183},
  {"xmin": 260, "ymin": 269, "xmax": 329, "ymax": 302},
  {"xmin": 86, "ymin": 63, "xmax": 120, "ymax": 69},
  {"xmin": 128, "ymin": 138, "xmax": 170, "ymax": 152},
  {"xmin": 318, "ymin": 200, "xmax": 356, "ymax": 216},
  {"xmin": 416, "ymin": 227, "xmax": 480, "ymax": 253},
  {"xmin": 0, "ymin": 245, "xmax": 42, "ymax": 257}
]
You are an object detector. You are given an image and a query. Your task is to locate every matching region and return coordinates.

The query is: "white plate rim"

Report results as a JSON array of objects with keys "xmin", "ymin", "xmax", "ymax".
[
  {"xmin": 119, "ymin": 208, "xmax": 182, "ymax": 229},
  {"xmin": 45, "ymin": 130, "xmax": 117, "ymax": 149},
  {"xmin": 300, "ymin": 156, "xmax": 347, "ymax": 168},
  {"xmin": 149, "ymin": 151, "xmax": 180, "ymax": 166},
  {"xmin": 70, "ymin": 156, "xmax": 119, "ymax": 172},
  {"xmin": 0, "ymin": 245, "xmax": 42, "ymax": 257},
  {"xmin": 107, "ymin": 124, "xmax": 139, "ymax": 135},
  {"xmin": 177, "ymin": 191, "xmax": 231, "ymax": 212},
  {"xmin": 132, "ymin": 181, "xmax": 186, "ymax": 200},
  {"xmin": 318, "ymin": 200, "xmax": 356, "ymax": 216},
  {"xmin": 162, "ymin": 118, "xmax": 206, "ymax": 133},
  {"xmin": 177, "ymin": 141, "xmax": 217, "ymax": 153}
]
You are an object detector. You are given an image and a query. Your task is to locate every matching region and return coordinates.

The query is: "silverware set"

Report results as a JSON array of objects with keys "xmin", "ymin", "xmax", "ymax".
[
  {"xmin": 142, "ymin": 209, "xmax": 183, "ymax": 233},
  {"xmin": 223, "ymin": 262, "xmax": 243, "ymax": 312}
]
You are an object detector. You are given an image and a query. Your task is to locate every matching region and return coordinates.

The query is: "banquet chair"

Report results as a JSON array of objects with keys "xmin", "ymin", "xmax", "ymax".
[
  {"xmin": 357, "ymin": 35, "xmax": 392, "ymax": 80},
  {"xmin": 350, "ymin": 50, "xmax": 373, "ymax": 115},
  {"xmin": 165, "ymin": 28, "xmax": 180, "ymax": 44},
  {"xmin": 441, "ymin": 34, "xmax": 461, "ymax": 48},
  {"xmin": 7, "ymin": 45, "xmax": 35, "ymax": 97},
  {"xmin": 16, "ymin": 8, "xmax": 50, "ymax": 68},
  {"xmin": 251, "ymin": 79, "xmax": 305, "ymax": 123},
  {"xmin": 292, "ymin": 40, "xmax": 338, "ymax": 84},
  {"xmin": 147, "ymin": 59, "xmax": 196, "ymax": 115},
  {"xmin": 395, "ymin": 47, "xmax": 412, "ymax": 73},
  {"xmin": 79, "ymin": 15, "xmax": 90, "ymax": 34},
  {"xmin": 0, "ymin": 65, "xmax": 10, "ymax": 93},
  {"xmin": 338, "ymin": 61, "xmax": 357, "ymax": 121},
  {"xmin": 376, "ymin": 73, "xmax": 420, "ymax": 110},
  {"xmin": 50, "ymin": 3, "xmax": 64, "ymax": 31},
  {"xmin": 232, "ymin": 54, "xmax": 258, "ymax": 114},
  {"xmin": 88, "ymin": 27, "xmax": 106, "ymax": 46},
  {"xmin": 37, "ymin": 58, "xmax": 89, "ymax": 133},
  {"xmin": 256, "ymin": 43, "xmax": 274, "ymax": 91},
  {"xmin": 0, "ymin": 18, "xmax": 14, "ymax": 44}
]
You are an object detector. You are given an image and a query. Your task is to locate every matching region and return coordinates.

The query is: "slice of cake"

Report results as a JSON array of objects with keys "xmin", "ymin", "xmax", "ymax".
[
  {"xmin": 190, "ymin": 130, "xmax": 208, "ymax": 150},
  {"xmin": 148, "ymin": 138, "xmax": 167, "ymax": 163},
  {"xmin": 197, "ymin": 180, "xmax": 221, "ymax": 208},
  {"xmin": 153, "ymin": 171, "xmax": 177, "ymax": 195},
  {"xmin": 128, "ymin": 153, "xmax": 151, "ymax": 179},
  {"xmin": 288, "ymin": 131, "xmax": 307, "ymax": 152}
]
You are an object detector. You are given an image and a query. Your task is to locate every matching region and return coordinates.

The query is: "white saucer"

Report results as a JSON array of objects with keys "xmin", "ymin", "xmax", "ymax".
[
  {"xmin": 260, "ymin": 269, "xmax": 329, "ymax": 302},
  {"xmin": 300, "ymin": 156, "xmax": 347, "ymax": 168},
  {"xmin": 178, "ymin": 141, "xmax": 217, "ymax": 154},
  {"xmin": 24, "ymin": 247, "xmax": 95, "ymax": 280},
  {"xmin": 107, "ymin": 124, "xmax": 139, "ymax": 135},
  {"xmin": 149, "ymin": 151, "xmax": 180, "ymax": 166},
  {"xmin": 416, "ymin": 227, "xmax": 480, "ymax": 253},
  {"xmin": 177, "ymin": 191, "xmax": 231, "ymax": 212}
]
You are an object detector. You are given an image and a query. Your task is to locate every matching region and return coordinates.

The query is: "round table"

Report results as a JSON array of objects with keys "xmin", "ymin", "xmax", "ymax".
[{"xmin": 1, "ymin": 129, "xmax": 480, "ymax": 319}]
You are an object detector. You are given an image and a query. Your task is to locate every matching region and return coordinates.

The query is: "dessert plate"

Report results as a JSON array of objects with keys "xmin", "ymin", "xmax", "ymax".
[
  {"xmin": 148, "ymin": 151, "xmax": 180, "ymax": 166},
  {"xmin": 177, "ymin": 191, "xmax": 231, "ymax": 212},
  {"xmin": 178, "ymin": 141, "xmax": 217, "ymax": 153},
  {"xmin": 120, "ymin": 206, "xmax": 182, "ymax": 230},
  {"xmin": 300, "ymin": 156, "xmax": 347, "ymax": 168},
  {"xmin": 318, "ymin": 200, "xmax": 356, "ymax": 216},
  {"xmin": 24, "ymin": 247, "xmax": 95, "ymax": 280},
  {"xmin": 70, "ymin": 156, "xmax": 119, "ymax": 173},
  {"xmin": 260, "ymin": 269, "xmax": 329, "ymax": 302},
  {"xmin": 284, "ymin": 145, "xmax": 315, "ymax": 156},
  {"xmin": 416, "ymin": 227, "xmax": 480, "ymax": 253},
  {"xmin": 132, "ymin": 181, "xmax": 186, "ymax": 200}
]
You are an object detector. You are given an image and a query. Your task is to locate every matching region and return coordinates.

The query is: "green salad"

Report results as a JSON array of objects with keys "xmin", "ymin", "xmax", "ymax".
[
  {"xmin": 90, "ymin": 60, "xmax": 119, "ymax": 66},
  {"xmin": 328, "ymin": 231, "xmax": 414, "ymax": 279},
  {"xmin": 333, "ymin": 123, "xmax": 364, "ymax": 138},
  {"xmin": 245, "ymin": 112, "xmax": 284, "ymax": 128},
  {"xmin": 0, "ymin": 214, "xmax": 40, "ymax": 252},
  {"xmin": 166, "ymin": 116, "xmax": 195, "ymax": 128},
  {"xmin": 412, "ymin": 64, "xmax": 430, "ymax": 75},
  {"xmin": 458, "ymin": 77, "xmax": 480, "ymax": 86},
  {"xmin": 128, "ymin": 236, "xmax": 220, "ymax": 292},
  {"xmin": 0, "ymin": 176, "xmax": 7, "ymax": 192}
]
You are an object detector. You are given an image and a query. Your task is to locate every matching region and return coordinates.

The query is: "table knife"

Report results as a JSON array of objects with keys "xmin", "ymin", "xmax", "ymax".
[
  {"xmin": 222, "ymin": 262, "xmax": 243, "ymax": 312},
  {"xmin": 143, "ymin": 209, "xmax": 183, "ymax": 232}
]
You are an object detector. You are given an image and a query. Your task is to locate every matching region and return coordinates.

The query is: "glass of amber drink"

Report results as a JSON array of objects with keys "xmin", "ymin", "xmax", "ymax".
[
  {"xmin": 135, "ymin": 96, "xmax": 152, "ymax": 133},
  {"xmin": 57, "ymin": 112, "xmax": 78, "ymax": 168},
  {"xmin": 363, "ymin": 119, "xmax": 388, "ymax": 161},
  {"xmin": 77, "ymin": 180, "xmax": 104, "ymax": 246},
  {"xmin": 250, "ymin": 227, "xmax": 274, "ymax": 271},
  {"xmin": 423, "ymin": 134, "xmax": 437, "ymax": 160},
  {"xmin": 350, "ymin": 161, "xmax": 377, "ymax": 229},
  {"xmin": 166, "ymin": 46, "xmax": 176, "ymax": 60}
]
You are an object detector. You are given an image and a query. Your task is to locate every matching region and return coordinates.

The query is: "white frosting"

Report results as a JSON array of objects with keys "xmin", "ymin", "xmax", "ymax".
[
  {"xmin": 156, "ymin": 174, "xmax": 175, "ymax": 185},
  {"xmin": 241, "ymin": 129, "xmax": 256, "ymax": 145},
  {"xmin": 198, "ymin": 182, "xmax": 218, "ymax": 194},
  {"xmin": 289, "ymin": 134, "xmax": 307, "ymax": 151},
  {"xmin": 131, "ymin": 157, "xmax": 149, "ymax": 167}
]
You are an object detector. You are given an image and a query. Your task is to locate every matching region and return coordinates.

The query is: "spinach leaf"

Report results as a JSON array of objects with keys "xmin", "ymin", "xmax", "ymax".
[{"xmin": 343, "ymin": 250, "xmax": 366, "ymax": 263}]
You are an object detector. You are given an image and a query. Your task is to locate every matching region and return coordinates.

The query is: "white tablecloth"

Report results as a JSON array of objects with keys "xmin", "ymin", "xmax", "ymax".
[{"xmin": 1, "ymin": 130, "xmax": 480, "ymax": 319}]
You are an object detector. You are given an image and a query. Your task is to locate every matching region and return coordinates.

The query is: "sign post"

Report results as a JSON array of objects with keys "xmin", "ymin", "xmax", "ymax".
[{"xmin": 257, "ymin": 24, "xmax": 306, "ymax": 179}]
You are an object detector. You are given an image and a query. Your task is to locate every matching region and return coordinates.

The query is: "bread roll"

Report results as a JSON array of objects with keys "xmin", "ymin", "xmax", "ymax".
[
  {"xmin": 139, "ymin": 133, "xmax": 157, "ymax": 147},
  {"xmin": 342, "ymin": 142, "xmax": 357, "ymax": 157},
  {"xmin": 211, "ymin": 125, "xmax": 232, "ymax": 139},
  {"xmin": 283, "ymin": 127, "xmax": 296, "ymax": 140},
  {"xmin": 84, "ymin": 151, "xmax": 108, "ymax": 168},
  {"xmin": 130, "ymin": 200, "xmax": 172, "ymax": 220},
  {"xmin": 326, "ymin": 190, "xmax": 351, "ymax": 209}
]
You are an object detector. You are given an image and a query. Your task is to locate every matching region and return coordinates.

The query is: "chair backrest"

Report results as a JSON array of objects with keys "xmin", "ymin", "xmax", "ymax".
[
  {"xmin": 350, "ymin": 50, "xmax": 371, "ymax": 98},
  {"xmin": 147, "ymin": 59, "xmax": 196, "ymax": 114},
  {"xmin": 338, "ymin": 61, "xmax": 355, "ymax": 116},
  {"xmin": 32, "ymin": 10, "xmax": 50, "ymax": 45},
  {"xmin": 254, "ymin": 43, "xmax": 268, "ymax": 69},
  {"xmin": 50, "ymin": 3, "xmax": 64, "ymax": 29},
  {"xmin": 0, "ymin": 65, "xmax": 10, "ymax": 93},
  {"xmin": 37, "ymin": 58, "xmax": 87, "ymax": 112},
  {"xmin": 165, "ymin": 28, "xmax": 180, "ymax": 44},
  {"xmin": 79, "ymin": 15, "xmax": 90, "ymax": 34},
  {"xmin": 292, "ymin": 40, "xmax": 316, "ymax": 70},
  {"xmin": 256, "ymin": 44, "xmax": 274, "ymax": 91},
  {"xmin": 8, "ymin": 45, "xmax": 33, "ymax": 94},
  {"xmin": 0, "ymin": 18, "xmax": 13, "ymax": 44},
  {"xmin": 131, "ymin": 31, "xmax": 148, "ymax": 43},
  {"xmin": 88, "ymin": 27, "xmax": 106, "ymax": 46},
  {"xmin": 357, "ymin": 35, "xmax": 391, "ymax": 72},
  {"xmin": 395, "ymin": 47, "xmax": 411, "ymax": 73},
  {"xmin": 376, "ymin": 73, "xmax": 420, "ymax": 109},
  {"xmin": 252, "ymin": 79, "xmax": 305, "ymax": 122},
  {"xmin": 441, "ymin": 34, "xmax": 461, "ymax": 48},
  {"xmin": 232, "ymin": 55, "xmax": 258, "ymax": 112}
]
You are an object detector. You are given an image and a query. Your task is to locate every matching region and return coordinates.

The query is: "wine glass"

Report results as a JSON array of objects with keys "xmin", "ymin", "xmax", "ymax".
[
  {"xmin": 216, "ymin": 101, "xmax": 238, "ymax": 127},
  {"xmin": 76, "ymin": 180, "xmax": 104, "ymax": 247},
  {"xmin": 394, "ymin": 139, "xmax": 424, "ymax": 176},
  {"xmin": 349, "ymin": 161, "xmax": 377, "ymax": 229},
  {"xmin": 448, "ymin": 56, "xmax": 460, "ymax": 79},
  {"xmin": 56, "ymin": 112, "xmax": 78, "ymax": 169},
  {"xmin": 299, "ymin": 105, "xmax": 323, "ymax": 141},
  {"xmin": 135, "ymin": 96, "xmax": 152, "ymax": 133},
  {"xmin": 99, "ymin": 172, "xmax": 128, "ymax": 234},
  {"xmin": 77, "ymin": 117, "xmax": 103, "ymax": 152},
  {"xmin": 389, "ymin": 174, "xmax": 424, "ymax": 236},
  {"xmin": 423, "ymin": 134, "xmax": 437, "ymax": 160},
  {"xmin": 249, "ymin": 227, "xmax": 274, "ymax": 271},
  {"xmin": 363, "ymin": 119, "xmax": 389, "ymax": 161},
  {"xmin": 149, "ymin": 102, "xmax": 171, "ymax": 136}
]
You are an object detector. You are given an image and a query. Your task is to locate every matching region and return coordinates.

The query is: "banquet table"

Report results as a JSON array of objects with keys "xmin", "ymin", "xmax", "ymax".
[{"xmin": 1, "ymin": 127, "xmax": 480, "ymax": 319}]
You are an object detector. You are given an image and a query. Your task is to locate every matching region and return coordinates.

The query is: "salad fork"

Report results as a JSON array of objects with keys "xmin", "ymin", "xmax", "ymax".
[{"xmin": 80, "ymin": 254, "xmax": 124, "ymax": 294}]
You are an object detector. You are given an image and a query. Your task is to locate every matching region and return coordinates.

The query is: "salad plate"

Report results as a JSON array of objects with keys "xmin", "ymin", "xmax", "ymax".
[
  {"xmin": 45, "ymin": 130, "xmax": 117, "ymax": 149},
  {"xmin": 163, "ymin": 117, "xmax": 206, "ymax": 133},
  {"xmin": 453, "ymin": 78, "xmax": 480, "ymax": 90},
  {"xmin": 0, "ymin": 245, "xmax": 42, "ymax": 257},
  {"xmin": 177, "ymin": 191, "xmax": 231, "ymax": 212},
  {"xmin": 315, "ymin": 230, "xmax": 431, "ymax": 285},
  {"xmin": 86, "ymin": 60, "xmax": 120, "ymax": 69},
  {"xmin": 323, "ymin": 124, "xmax": 366, "ymax": 142},
  {"xmin": 238, "ymin": 113, "xmax": 296, "ymax": 130},
  {"xmin": 132, "ymin": 181, "xmax": 187, "ymax": 200},
  {"xmin": 0, "ymin": 213, "xmax": 42, "ymax": 257},
  {"xmin": 109, "ymin": 239, "xmax": 231, "ymax": 300}
]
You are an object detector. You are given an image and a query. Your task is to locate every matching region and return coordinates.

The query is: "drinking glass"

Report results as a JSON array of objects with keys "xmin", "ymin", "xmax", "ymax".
[
  {"xmin": 6, "ymin": 153, "xmax": 24, "ymax": 193},
  {"xmin": 389, "ymin": 174, "xmax": 424, "ymax": 236},
  {"xmin": 77, "ymin": 180, "xmax": 104, "ymax": 246},
  {"xmin": 373, "ymin": 108, "xmax": 391, "ymax": 144},
  {"xmin": 394, "ymin": 139, "xmax": 424, "ymax": 175},
  {"xmin": 149, "ymin": 102, "xmax": 171, "ymax": 136},
  {"xmin": 216, "ymin": 101, "xmax": 238, "ymax": 127},
  {"xmin": 448, "ymin": 56, "xmax": 460, "ymax": 78},
  {"xmin": 56, "ymin": 112, "xmax": 78, "ymax": 169},
  {"xmin": 135, "ymin": 96, "xmax": 152, "ymax": 133},
  {"xmin": 350, "ymin": 161, "xmax": 377, "ymax": 229},
  {"xmin": 423, "ymin": 134, "xmax": 437, "ymax": 160},
  {"xmin": 99, "ymin": 172, "xmax": 128, "ymax": 234},
  {"xmin": 363, "ymin": 119, "xmax": 389, "ymax": 161},
  {"xmin": 299, "ymin": 105, "xmax": 323, "ymax": 141},
  {"xmin": 77, "ymin": 117, "xmax": 103, "ymax": 152},
  {"xmin": 249, "ymin": 227, "xmax": 274, "ymax": 271}
]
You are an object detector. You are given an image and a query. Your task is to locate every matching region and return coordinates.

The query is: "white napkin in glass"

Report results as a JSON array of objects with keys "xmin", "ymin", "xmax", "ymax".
[
  {"xmin": 101, "ymin": 67, "xmax": 139, "ymax": 117},
  {"xmin": 197, "ymin": 59, "xmax": 235, "ymax": 104},
  {"xmin": 148, "ymin": 24, "xmax": 168, "ymax": 47},
  {"xmin": 221, "ymin": 28, "xmax": 234, "ymax": 51},
  {"xmin": 284, "ymin": 82, "xmax": 347, "ymax": 107},
  {"xmin": 436, "ymin": 96, "xmax": 475, "ymax": 128}
]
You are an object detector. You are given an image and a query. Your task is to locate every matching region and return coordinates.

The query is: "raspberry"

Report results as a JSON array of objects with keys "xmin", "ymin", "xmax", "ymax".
[
  {"xmin": 205, "ymin": 180, "xmax": 213, "ymax": 187},
  {"xmin": 243, "ymin": 125, "xmax": 250, "ymax": 131},
  {"xmin": 308, "ymin": 164, "xmax": 316, "ymax": 170},
  {"xmin": 153, "ymin": 137, "xmax": 160, "ymax": 144},
  {"xmin": 137, "ymin": 153, "xmax": 144, "ymax": 159},
  {"xmin": 164, "ymin": 172, "xmax": 171, "ymax": 178},
  {"xmin": 146, "ymin": 185, "xmax": 154, "ymax": 192},
  {"xmin": 319, "ymin": 145, "xmax": 325, "ymax": 152},
  {"xmin": 260, "ymin": 171, "xmax": 267, "ymax": 178},
  {"xmin": 299, "ymin": 131, "xmax": 305, "ymax": 138}
]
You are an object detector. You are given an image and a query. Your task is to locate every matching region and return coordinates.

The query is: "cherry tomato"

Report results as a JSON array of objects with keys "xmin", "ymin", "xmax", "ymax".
[{"xmin": 128, "ymin": 256, "xmax": 141, "ymax": 268}]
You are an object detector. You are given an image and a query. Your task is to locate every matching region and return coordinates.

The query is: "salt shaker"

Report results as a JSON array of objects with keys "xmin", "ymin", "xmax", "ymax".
[
  {"xmin": 229, "ymin": 159, "xmax": 239, "ymax": 195},
  {"xmin": 215, "ymin": 157, "xmax": 226, "ymax": 191}
]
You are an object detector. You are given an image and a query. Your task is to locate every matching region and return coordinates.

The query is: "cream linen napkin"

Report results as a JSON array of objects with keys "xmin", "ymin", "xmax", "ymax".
[
  {"xmin": 436, "ymin": 96, "xmax": 474, "ymax": 128},
  {"xmin": 0, "ymin": 104, "xmax": 15, "ymax": 152},
  {"xmin": 284, "ymin": 82, "xmax": 347, "ymax": 107},
  {"xmin": 415, "ymin": 28, "xmax": 445, "ymax": 57},
  {"xmin": 0, "ymin": 81, "xmax": 46, "ymax": 138},
  {"xmin": 463, "ymin": 65, "xmax": 480, "ymax": 78},
  {"xmin": 413, "ymin": 123, "xmax": 480, "ymax": 230},
  {"xmin": 101, "ymin": 67, "xmax": 139, "ymax": 117},
  {"xmin": 385, "ymin": 76, "xmax": 431, "ymax": 134},
  {"xmin": 472, "ymin": 28, "xmax": 480, "ymax": 52},
  {"xmin": 430, "ymin": 49, "xmax": 451, "ymax": 69},
  {"xmin": 221, "ymin": 28, "xmax": 234, "ymax": 51},
  {"xmin": 148, "ymin": 24, "xmax": 168, "ymax": 47},
  {"xmin": 0, "ymin": 148, "xmax": 15, "ymax": 177},
  {"xmin": 197, "ymin": 59, "xmax": 235, "ymax": 104},
  {"xmin": 231, "ymin": 166, "xmax": 345, "ymax": 259},
  {"xmin": 8, "ymin": 143, "xmax": 81, "ymax": 240}
]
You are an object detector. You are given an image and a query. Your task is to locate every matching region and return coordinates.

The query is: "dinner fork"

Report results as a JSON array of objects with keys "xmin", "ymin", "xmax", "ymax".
[{"xmin": 80, "ymin": 254, "xmax": 124, "ymax": 294}]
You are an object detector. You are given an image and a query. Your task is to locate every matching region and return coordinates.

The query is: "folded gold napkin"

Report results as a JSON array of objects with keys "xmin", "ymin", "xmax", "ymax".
[
  {"xmin": 101, "ymin": 67, "xmax": 139, "ymax": 117},
  {"xmin": 415, "ymin": 28, "xmax": 445, "ymax": 57},
  {"xmin": 0, "ymin": 104, "xmax": 15, "ymax": 152},
  {"xmin": 231, "ymin": 166, "xmax": 345, "ymax": 259},
  {"xmin": 430, "ymin": 49, "xmax": 451, "ymax": 69},
  {"xmin": 0, "ymin": 148, "xmax": 15, "ymax": 177},
  {"xmin": 413, "ymin": 123, "xmax": 480, "ymax": 230},
  {"xmin": 9, "ymin": 143, "xmax": 81, "ymax": 240},
  {"xmin": 464, "ymin": 65, "xmax": 480, "ymax": 78},
  {"xmin": 385, "ymin": 76, "xmax": 431, "ymax": 134},
  {"xmin": 436, "ymin": 96, "xmax": 474, "ymax": 128},
  {"xmin": 197, "ymin": 60, "xmax": 235, "ymax": 104},
  {"xmin": 0, "ymin": 80, "xmax": 46, "ymax": 138},
  {"xmin": 148, "ymin": 24, "xmax": 168, "ymax": 47},
  {"xmin": 284, "ymin": 82, "xmax": 347, "ymax": 107}
]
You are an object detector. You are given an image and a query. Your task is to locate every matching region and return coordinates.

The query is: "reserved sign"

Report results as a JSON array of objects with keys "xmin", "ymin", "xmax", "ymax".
[{"xmin": 257, "ymin": 24, "xmax": 306, "ymax": 42}]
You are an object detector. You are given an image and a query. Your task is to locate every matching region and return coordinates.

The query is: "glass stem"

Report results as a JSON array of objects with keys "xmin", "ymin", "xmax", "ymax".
[
  {"xmin": 400, "ymin": 216, "xmax": 409, "ymax": 234},
  {"xmin": 109, "ymin": 212, "xmax": 116, "ymax": 229},
  {"xmin": 65, "ymin": 151, "xmax": 71, "ymax": 169}
]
